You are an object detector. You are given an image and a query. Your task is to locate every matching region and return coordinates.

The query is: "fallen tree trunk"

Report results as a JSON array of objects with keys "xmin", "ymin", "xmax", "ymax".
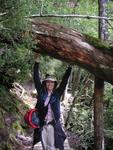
[{"xmin": 31, "ymin": 20, "xmax": 113, "ymax": 85}]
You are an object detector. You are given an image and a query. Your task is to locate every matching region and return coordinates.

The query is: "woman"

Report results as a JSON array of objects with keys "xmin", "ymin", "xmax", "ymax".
[{"xmin": 32, "ymin": 53, "xmax": 72, "ymax": 150}]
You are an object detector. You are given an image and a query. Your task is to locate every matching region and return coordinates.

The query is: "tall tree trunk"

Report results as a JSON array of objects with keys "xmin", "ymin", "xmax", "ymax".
[
  {"xmin": 94, "ymin": 78, "xmax": 104, "ymax": 150},
  {"xmin": 94, "ymin": 0, "xmax": 108, "ymax": 149},
  {"xmin": 98, "ymin": 0, "xmax": 108, "ymax": 40}
]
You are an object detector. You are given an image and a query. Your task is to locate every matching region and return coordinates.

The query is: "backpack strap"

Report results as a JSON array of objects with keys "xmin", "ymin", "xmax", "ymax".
[{"xmin": 44, "ymin": 93, "xmax": 52, "ymax": 106}]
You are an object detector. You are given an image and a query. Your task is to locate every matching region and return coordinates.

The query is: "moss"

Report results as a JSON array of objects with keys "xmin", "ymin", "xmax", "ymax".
[
  {"xmin": 12, "ymin": 120, "xmax": 24, "ymax": 134},
  {"xmin": 0, "ymin": 109, "xmax": 4, "ymax": 128},
  {"xmin": 0, "ymin": 85, "xmax": 20, "ymax": 113},
  {"xmin": 0, "ymin": 142, "xmax": 12, "ymax": 150},
  {"xmin": 85, "ymin": 34, "xmax": 113, "ymax": 56},
  {"xmin": 0, "ymin": 85, "xmax": 29, "ymax": 149}
]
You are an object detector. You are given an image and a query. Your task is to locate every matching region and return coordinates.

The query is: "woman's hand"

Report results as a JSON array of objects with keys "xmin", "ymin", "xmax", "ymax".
[{"xmin": 34, "ymin": 52, "xmax": 41, "ymax": 63}]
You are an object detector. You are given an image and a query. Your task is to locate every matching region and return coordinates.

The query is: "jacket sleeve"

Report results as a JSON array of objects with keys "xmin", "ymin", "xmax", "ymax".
[
  {"xmin": 57, "ymin": 66, "xmax": 72, "ymax": 97},
  {"xmin": 33, "ymin": 62, "xmax": 43, "ymax": 95}
]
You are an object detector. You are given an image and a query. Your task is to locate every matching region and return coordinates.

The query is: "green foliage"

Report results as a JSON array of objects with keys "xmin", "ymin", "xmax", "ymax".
[
  {"xmin": 12, "ymin": 120, "xmax": 24, "ymax": 134},
  {"xmin": 0, "ymin": 45, "xmax": 33, "ymax": 86},
  {"xmin": 0, "ymin": 85, "xmax": 19, "ymax": 112},
  {"xmin": 103, "ymin": 83, "xmax": 113, "ymax": 149},
  {"xmin": 0, "ymin": 0, "xmax": 113, "ymax": 86},
  {"xmin": 0, "ymin": 85, "xmax": 29, "ymax": 149},
  {"xmin": 0, "ymin": 108, "xmax": 5, "ymax": 128},
  {"xmin": 40, "ymin": 55, "xmax": 68, "ymax": 81},
  {"xmin": 105, "ymin": 106, "xmax": 113, "ymax": 131},
  {"xmin": 39, "ymin": 0, "xmax": 98, "ymax": 37},
  {"xmin": 0, "ymin": 0, "xmax": 113, "ymax": 149},
  {"xmin": 0, "ymin": 0, "xmax": 36, "ymax": 86},
  {"xmin": 0, "ymin": 142, "xmax": 12, "ymax": 150},
  {"xmin": 0, "ymin": 0, "xmax": 41, "ymax": 30},
  {"xmin": 104, "ymin": 83, "xmax": 113, "ymax": 103},
  {"xmin": 67, "ymin": 101, "xmax": 94, "ymax": 149}
]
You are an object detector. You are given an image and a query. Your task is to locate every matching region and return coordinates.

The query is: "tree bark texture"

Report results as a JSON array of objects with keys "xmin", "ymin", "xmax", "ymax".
[
  {"xmin": 31, "ymin": 20, "xmax": 113, "ymax": 85},
  {"xmin": 98, "ymin": 0, "xmax": 108, "ymax": 40},
  {"xmin": 94, "ymin": 78, "xmax": 104, "ymax": 150},
  {"xmin": 93, "ymin": 1, "xmax": 107, "ymax": 149}
]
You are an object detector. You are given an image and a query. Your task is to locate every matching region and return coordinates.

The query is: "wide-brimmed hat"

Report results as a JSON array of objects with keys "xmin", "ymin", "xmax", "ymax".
[
  {"xmin": 43, "ymin": 74, "xmax": 57, "ymax": 82},
  {"xmin": 42, "ymin": 74, "xmax": 58, "ymax": 88}
]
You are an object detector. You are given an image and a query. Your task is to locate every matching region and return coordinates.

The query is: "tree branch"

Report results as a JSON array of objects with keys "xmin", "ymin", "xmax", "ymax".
[
  {"xmin": 31, "ymin": 21, "xmax": 113, "ymax": 85},
  {"xmin": 0, "ymin": 12, "xmax": 7, "ymax": 16},
  {"xmin": 26, "ymin": 14, "xmax": 113, "ymax": 21}
]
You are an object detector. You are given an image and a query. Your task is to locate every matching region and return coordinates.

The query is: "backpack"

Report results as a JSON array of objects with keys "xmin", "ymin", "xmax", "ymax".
[{"xmin": 24, "ymin": 108, "xmax": 40, "ymax": 129}]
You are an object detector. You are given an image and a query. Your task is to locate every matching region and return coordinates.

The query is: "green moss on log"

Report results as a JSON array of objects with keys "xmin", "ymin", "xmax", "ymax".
[{"xmin": 85, "ymin": 34, "xmax": 113, "ymax": 56}]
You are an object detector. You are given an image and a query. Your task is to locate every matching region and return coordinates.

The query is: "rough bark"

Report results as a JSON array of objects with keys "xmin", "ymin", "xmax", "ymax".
[
  {"xmin": 93, "ymin": 1, "xmax": 107, "ymax": 149},
  {"xmin": 31, "ymin": 20, "xmax": 113, "ymax": 85},
  {"xmin": 94, "ymin": 78, "xmax": 104, "ymax": 150}
]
